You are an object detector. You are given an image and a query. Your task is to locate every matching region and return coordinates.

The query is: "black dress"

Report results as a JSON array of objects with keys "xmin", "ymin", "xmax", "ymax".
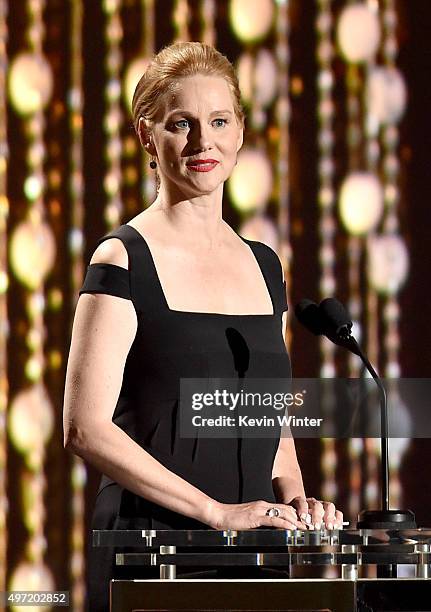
[{"xmin": 78, "ymin": 223, "xmax": 291, "ymax": 611}]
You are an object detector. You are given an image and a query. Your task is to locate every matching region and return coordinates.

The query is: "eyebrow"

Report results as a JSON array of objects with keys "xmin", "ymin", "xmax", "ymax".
[{"xmin": 166, "ymin": 109, "xmax": 233, "ymax": 119}]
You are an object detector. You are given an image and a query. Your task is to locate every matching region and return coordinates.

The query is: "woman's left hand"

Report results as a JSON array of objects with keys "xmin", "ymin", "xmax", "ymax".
[{"xmin": 289, "ymin": 496, "xmax": 343, "ymax": 530}]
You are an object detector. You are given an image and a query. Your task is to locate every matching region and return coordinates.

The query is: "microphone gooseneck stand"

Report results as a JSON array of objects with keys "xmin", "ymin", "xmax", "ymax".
[
  {"xmin": 329, "ymin": 325, "xmax": 416, "ymax": 531},
  {"xmin": 295, "ymin": 298, "xmax": 416, "ymax": 531}
]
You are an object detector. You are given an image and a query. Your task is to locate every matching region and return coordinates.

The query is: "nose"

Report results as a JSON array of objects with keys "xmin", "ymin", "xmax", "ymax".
[{"xmin": 189, "ymin": 120, "xmax": 213, "ymax": 152}]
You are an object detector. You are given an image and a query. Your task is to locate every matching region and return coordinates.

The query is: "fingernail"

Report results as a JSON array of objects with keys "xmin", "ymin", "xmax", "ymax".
[
  {"xmin": 300, "ymin": 513, "xmax": 307, "ymax": 521},
  {"xmin": 314, "ymin": 522, "xmax": 321, "ymax": 530},
  {"xmin": 308, "ymin": 523, "xmax": 314, "ymax": 530},
  {"xmin": 305, "ymin": 514, "xmax": 311, "ymax": 524},
  {"xmin": 328, "ymin": 522, "xmax": 333, "ymax": 530}
]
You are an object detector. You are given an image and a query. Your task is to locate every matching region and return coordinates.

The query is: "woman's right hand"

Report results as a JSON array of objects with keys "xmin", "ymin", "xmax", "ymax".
[{"xmin": 206, "ymin": 500, "xmax": 307, "ymax": 530}]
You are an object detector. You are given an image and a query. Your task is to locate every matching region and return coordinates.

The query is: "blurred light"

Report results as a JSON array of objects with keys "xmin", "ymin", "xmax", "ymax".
[
  {"xmin": 237, "ymin": 49, "xmax": 277, "ymax": 107},
  {"xmin": 27, "ymin": 293, "xmax": 46, "ymax": 318},
  {"xmin": 104, "ymin": 202, "xmax": 121, "ymax": 225},
  {"xmin": 26, "ymin": 329, "xmax": 43, "ymax": 351},
  {"xmin": 351, "ymin": 319, "xmax": 362, "ymax": 343},
  {"xmin": 320, "ymin": 362, "xmax": 336, "ymax": 378},
  {"xmin": 367, "ymin": 66, "xmax": 407, "ymax": 124},
  {"xmin": 0, "ymin": 271, "xmax": 8, "ymax": 293},
  {"xmin": 367, "ymin": 234, "xmax": 409, "ymax": 294},
  {"xmin": 24, "ymin": 175, "xmax": 43, "ymax": 201},
  {"xmin": 8, "ymin": 53, "xmax": 53, "ymax": 115},
  {"xmin": 28, "ymin": 142, "xmax": 45, "ymax": 165},
  {"xmin": 106, "ymin": 77, "xmax": 121, "ymax": 102},
  {"xmin": 104, "ymin": 171, "xmax": 121, "ymax": 194},
  {"xmin": 229, "ymin": 0, "xmax": 274, "ymax": 43},
  {"xmin": 9, "ymin": 562, "xmax": 55, "ymax": 605},
  {"xmin": 68, "ymin": 228, "xmax": 83, "ymax": 254},
  {"xmin": 290, "ymin": 75, "xmax": 303, "ymax": 96},
  {"xmin": 48, "ymin": 349, "xmax": 62, "ymax": 369},
  {"xmin": 8, "ymin": 384, "xmax": 54, "ymax": 456},
  {"xmin": 123, "ymin": 57, "xmax": 149, "ymax": 110},
  {"xmin": 228, "ymin": 148, "xmax": 273, "ymax": 213},
  {"xmin": 339, "ymin": 172, "xmax": 383, "ymax": 235},
  {"xmin": 337, "ymin": 4, "xmax": 381, "ymax": 63},
  {"xmin": 9, "ymin": 221, "xmax": 56, "ymax": 290},
  {"xmin": 48, "ymin": 287, "xmax": 63, "ymax": 310},
  {"xmin": 0, "ymin": 194, "xmax": 9, "ymax": 218},
  {"xmin": 239, "ymin": 214, "xmax": 279, "ymax": 251},
  {"xmin": 388, "ymin": 437, "xmax": 410, "ymax": 469},
  {"xmin": 320, "ymin": 276, "xmax": 336, "ymax": 295},
  {"xmin": 72, "ymin": 461, "xmax": 87, "ymax": 488},
  {"xmin": 25, "ymin": 356, "xmax": 44, "ymax": 381}
]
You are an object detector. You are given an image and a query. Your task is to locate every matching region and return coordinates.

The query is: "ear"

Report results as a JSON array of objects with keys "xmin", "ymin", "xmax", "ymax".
[{"xmin": 138, "ymin": 117, "xmax": 156, "ymax": 156}]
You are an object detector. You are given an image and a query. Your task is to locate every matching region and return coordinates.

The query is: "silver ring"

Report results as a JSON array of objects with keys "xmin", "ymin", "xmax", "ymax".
[{"xmin": 265, "ymin": 507, "xmax": 281, "ymax": 518}]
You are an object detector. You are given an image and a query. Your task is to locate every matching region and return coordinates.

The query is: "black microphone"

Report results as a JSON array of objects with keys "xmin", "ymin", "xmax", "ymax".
[
  {"xmin": 319, "ymin": 297, "xmax": 353, "ymax": 338},
  {"xmin": 294, "ymin": 299, "xmax": 324, "ymax": 336},
  {"xmin": 295, "ymin": 296, "xmax": 416, "ymax": 533}
]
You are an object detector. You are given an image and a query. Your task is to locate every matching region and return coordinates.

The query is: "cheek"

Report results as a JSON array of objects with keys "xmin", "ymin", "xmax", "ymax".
[{"xmin": 160, "ymin": 139, "xmax": 184, "ymax": 166}]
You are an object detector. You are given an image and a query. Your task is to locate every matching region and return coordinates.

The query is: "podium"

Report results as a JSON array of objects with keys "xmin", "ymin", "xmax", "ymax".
[{"xmin": 93, "ymin": 528, "xmax": 431, "ymax": 611}]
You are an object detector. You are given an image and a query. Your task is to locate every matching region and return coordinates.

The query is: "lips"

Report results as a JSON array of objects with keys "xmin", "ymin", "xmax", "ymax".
[{"xmin": 186, "ymin": 159, "xmax": 219, "ymax": 172}]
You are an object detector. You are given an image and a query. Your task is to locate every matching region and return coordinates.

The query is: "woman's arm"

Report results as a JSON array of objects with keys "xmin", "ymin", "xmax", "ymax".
[
  {"xmin": 272, "ymin": 436, "xmax": 306, "ymax": 503},
  {"xmin": 63, "ymin": 289, "xmax": 219, "ymax": 526}
]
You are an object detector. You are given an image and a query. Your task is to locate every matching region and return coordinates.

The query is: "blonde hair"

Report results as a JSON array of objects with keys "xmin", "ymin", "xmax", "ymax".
[{"xmin": 131, "ymin": 41, "xmax": 245, "ymax": 134}]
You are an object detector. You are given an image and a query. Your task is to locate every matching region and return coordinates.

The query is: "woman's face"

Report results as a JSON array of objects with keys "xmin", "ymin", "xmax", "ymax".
[{"xmin": 146, "ymin": 74, "xmax": 244, "ymax": 196}]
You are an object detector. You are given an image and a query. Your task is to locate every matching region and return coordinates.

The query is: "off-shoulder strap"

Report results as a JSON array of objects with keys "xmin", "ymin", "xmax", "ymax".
[
  {"xmin": 87, "ymin": 224, "xmax": 165, "ymax": 316},
  {"xmin": 79, "ymin": 263, "xmax": 131, "ymax": 300}
]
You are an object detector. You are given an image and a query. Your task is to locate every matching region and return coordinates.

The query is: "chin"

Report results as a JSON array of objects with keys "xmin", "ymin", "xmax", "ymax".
[{"xmin": 184, "ymin": 173, "xmax": 221, "ymax": 187}]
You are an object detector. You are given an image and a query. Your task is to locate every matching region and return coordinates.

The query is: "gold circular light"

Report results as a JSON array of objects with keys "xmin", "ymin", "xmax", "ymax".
[
  {"xmin": 229, "ymin": 0, "xmax": 274, "ymax": 43},
  {"xmin": 337, "ymin": 4, "xmax": 381, "ymax": 63},
  {"xmin": 338, "ymin": 172, "xmax": 383, "ymax": 235},
  {"xmin": 8, "ymin": 53, "xmax": 53, "ymax": 115},
  {"xmin": 367, "ymin": 66, "xmax": 407, "ymax": 125},
  {"xmin": 8, "ymin": 384, "xmax": 54, "ymax": 460},
  {"xmin": 237, "ymin": 49, "xmax": 278, "ymax": 108},
  {"xmin": 123, "ymin": 57, "xmax": 150, "ymax": 111},
  {"xmin": 10, "ymin": 220, "xmax": 56, "ymax": 289},
  {"xmin": 367, "ymin": 234, "xmax": 409, "ymax": 294},
  {"xmin": 228, "ymin": 148, "xmax": 273, "ymax": 213},
  {"xmin": 9, "ymin": 562, "xmax": 55, "ymax": 607}
]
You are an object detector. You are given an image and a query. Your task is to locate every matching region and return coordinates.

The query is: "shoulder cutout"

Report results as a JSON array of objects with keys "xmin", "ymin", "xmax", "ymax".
[{"xmin": 90, "ymin": 236, "xmax": 129, "ymax": 270}]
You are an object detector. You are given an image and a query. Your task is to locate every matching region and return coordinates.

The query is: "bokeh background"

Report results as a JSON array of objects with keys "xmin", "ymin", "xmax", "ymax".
[{"xmin": 2, "ymin": 0, "xmax": 431, "ymax": 608}]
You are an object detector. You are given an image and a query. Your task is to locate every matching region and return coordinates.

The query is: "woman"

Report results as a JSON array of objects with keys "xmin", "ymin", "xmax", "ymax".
[{"xmin": 63, "ymin": 41, "xmax": 343, "ymax": 611}]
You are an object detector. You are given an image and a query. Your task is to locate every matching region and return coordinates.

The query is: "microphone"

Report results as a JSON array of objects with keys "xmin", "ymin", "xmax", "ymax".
[
  {"xmin": 294, "ymin": 299, "xmax": 324, "ymax": 336},
  {"xmin": 295, "ymin": 297, "xmax": 416, "ymax": 532},
  {"xmin": 319, "ymin": 297, "xmax": 352, "ymax": 339}
]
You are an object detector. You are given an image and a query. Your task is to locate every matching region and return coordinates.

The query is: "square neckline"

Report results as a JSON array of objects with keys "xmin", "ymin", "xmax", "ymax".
[{"xmin": 124, "ymin": 223, "xmax": 276, "ymax": 317}]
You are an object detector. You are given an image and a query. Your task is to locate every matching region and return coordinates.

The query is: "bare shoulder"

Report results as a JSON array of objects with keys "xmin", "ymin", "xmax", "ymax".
[{"xmin": 89, "ymin": 235, "xmax": 129, "ymax": 270}]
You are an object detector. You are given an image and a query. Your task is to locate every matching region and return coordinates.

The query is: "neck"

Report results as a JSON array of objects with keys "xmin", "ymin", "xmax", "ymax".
[{"xmin": 151, "ymin": 186, "xmax": 227, "ymax": 247}]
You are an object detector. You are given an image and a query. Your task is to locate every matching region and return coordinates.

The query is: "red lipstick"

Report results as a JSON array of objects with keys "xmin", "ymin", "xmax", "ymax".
[{"xmin": 186, "ymin": 159, "xmax": 219, "ymax": 172}]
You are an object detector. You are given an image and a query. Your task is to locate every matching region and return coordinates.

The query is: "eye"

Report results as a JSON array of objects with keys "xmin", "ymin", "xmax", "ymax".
[
  {"xmin": 173, "ymin": 119, "xmax": 190, "ymax": 129},
  {"xmin": 212, "ymin": 118, "xmax": 228, "ymax": 127}
]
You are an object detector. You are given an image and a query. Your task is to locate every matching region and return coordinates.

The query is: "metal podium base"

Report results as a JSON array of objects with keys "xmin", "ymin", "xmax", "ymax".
[
  {"xmin": 110, "ymin": 578, "xmax": 356, "ymax": 612},
  {"xmin": 110, "ymin": 578, "xmax": 431, "ymax": 612}
]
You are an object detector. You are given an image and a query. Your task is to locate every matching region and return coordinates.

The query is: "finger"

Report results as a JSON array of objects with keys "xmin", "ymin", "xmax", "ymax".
[
  {"xmin": 322, "ymin": 502, "xmax": 336, "ymax": 529},
  {"xmin": 280, "ymin": 503, "xmax": 307, "ymax": 524},
  {"xmin": 334, "ymin": 509, "xmax": 344, "ymax": 528},
  {"xmin": 271, "ymin": 507, "xmax": 305, "ymax": 529},
  {"xmin": 308, "ymin": 500, "xmax": 325, "ymax": 529},
  {"xmin": 289, "ymin": 496, "xmax": 309, "ymax": 522},
  {"xmin": 259, "ymin": 515, "xmax": 302, "ymax": 530}
]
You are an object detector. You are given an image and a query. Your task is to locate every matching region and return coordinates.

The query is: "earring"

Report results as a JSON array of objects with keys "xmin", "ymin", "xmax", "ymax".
[{"xmin": 149, "ymin": 158, "xmax": 157, "ymax": 169}]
